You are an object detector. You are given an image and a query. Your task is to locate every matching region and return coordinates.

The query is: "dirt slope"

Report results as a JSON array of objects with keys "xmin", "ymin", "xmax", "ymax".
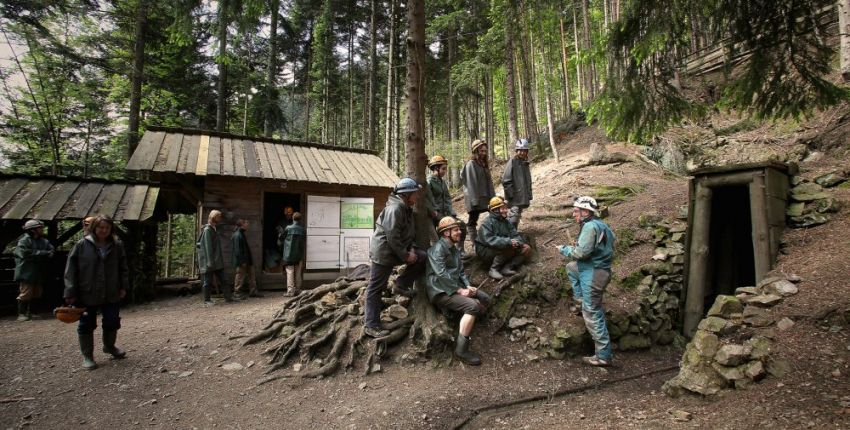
[{"xmin": 1, "ymin": 116, "xmax": 849, "ymax": 429}]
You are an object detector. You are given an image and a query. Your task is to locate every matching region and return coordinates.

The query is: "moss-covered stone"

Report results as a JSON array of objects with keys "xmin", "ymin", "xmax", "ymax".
[{"xmin": 707, "ymin": 295, "xmax": 743, "ymax": 318}]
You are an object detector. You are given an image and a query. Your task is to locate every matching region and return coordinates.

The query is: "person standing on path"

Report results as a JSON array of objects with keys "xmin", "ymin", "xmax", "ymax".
[
  {"xmin": 363, "ymin": 178, "xmax": 426, "ymax": 338},
  {"xmin": 460, "ymin": 139, "xmax": 495, "ymax": 253},
  {"xmin": 426, "ymin": 217, "xmax": 490, "ymax": 365},
  {"xmin": 63, "ymin": 215, "xmax": 129, "ymax": 370},
  {"xmin": 232, "ymin": 219, "xmax": 262, "ymax": 299},
  {"xmin": 502, "ymin": 138, "xmax": 533, "ymax": 228},
  {"xmin": 558, "ymin": 196, "xmax": 616, "ymax": 367},
  {"xmin": 198, "ymin": 210, "xmax": 234, "ymax": 305},
  {"xmin": 14, "ymin": 220, "xmax": 54, "ymax": 321},
  {"xmin": 281, "ymin": 212, "xmax": 306, "ymax": 296},
  {"xmin": 426, "ymin": 155, "xmax": 467, "ymax": 254}
]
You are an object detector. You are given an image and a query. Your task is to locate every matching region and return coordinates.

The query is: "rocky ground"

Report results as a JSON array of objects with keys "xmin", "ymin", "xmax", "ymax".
[{"xmin": 2, "ymin": 110, "xmax": 850, "ymax": 429}]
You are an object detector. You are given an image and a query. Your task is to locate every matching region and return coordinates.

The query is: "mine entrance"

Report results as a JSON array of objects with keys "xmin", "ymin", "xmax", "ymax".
[{"xmin": 705, "ymin": 185, "xmax": 756, "ymax": 309}]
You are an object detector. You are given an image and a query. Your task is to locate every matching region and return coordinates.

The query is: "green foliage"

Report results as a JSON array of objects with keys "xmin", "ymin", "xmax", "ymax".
[
  {"xmin": 618, "ymin": 270, "xmax": 644, "ymax": 290},
  {"xmin": 592, "ymin": 0, "xmax": 848, "ymax": 143},
  {"xmin": 592, "ymin": 184, "xmax": 644, "ymax": 206},
  {"xmin": 157, "ymin": 214, "xmax": 198, "ymax": 278},
  {"xmin": 613, "ymin": 227, "xmax": 636, "ymax": 258}
]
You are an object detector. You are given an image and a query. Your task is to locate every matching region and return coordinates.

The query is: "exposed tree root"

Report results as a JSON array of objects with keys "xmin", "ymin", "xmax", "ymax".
[{"xmin": 242, "ymin": 275, "xmax": 453, "ymax": 378}]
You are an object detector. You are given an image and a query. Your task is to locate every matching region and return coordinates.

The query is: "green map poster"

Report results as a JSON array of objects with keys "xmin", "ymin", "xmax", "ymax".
[{"xmin": 341, "ymin": 202, "xmax": 373, "ymax": 228}]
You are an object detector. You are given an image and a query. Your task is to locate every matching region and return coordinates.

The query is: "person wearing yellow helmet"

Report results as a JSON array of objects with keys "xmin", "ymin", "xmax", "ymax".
[
  {"xmin": 557, "ymin": 196, "xmax": 616, "ymax": 367},
  {"xmin": 426, "ymin": 155, "xmax": 467, "ymax": 254},
  {"xmin": 475, "ymin": 196, "xmax": 531, "ymax": 279},
  {"xmin": 460, "ymin": 139, "xmax": 495, "ymax": 251},
  {"xmin": 502, "ymin": 138, "xmax": 533, "ymax": 228},
  {"xmin": 426, "ymin": 217, "xmax": 490, "ymax": 365}
]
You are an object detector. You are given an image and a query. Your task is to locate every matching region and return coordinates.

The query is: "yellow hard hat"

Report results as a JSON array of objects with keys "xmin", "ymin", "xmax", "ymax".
[
  {"xmin": 471, "ymin": 139, "xmax": 487, "ymax": 152},
  {"xmin": 437, "ymin": 216, "xmax": 460, "ymax": 234},
  {"xmin": 428, "ymin": 155, "xmax": 448, "ymax": 168},
  {"xmin": 488, "ymin": 196, "xmax": 506, "ymax": 211}
]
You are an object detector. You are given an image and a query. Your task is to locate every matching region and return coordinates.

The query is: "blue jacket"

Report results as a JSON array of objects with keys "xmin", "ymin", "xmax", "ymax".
[{"xmin": 559, "ymin": 217, "xmax": 615, "ymax": 270}]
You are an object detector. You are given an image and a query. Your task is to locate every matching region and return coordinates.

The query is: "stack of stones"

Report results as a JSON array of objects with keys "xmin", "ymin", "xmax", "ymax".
[
  {"xmin": 546, "ymin": 220, "xmax": 688, "ymax": 357},
  {"xmin": 787, "ymin": 170, "xmax": 846, "ymax": 228},
  {"xmin": 662, "ymin": 275, "xmax": 801, "ymax": 397}
]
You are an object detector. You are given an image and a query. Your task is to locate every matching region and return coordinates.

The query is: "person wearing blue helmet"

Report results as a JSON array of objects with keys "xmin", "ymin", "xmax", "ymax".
[
  {"xmin": 363, "ymin": 178, "xmax": 426, "ymax": 337},
  {"xmin": 502, "ymin": 138, "xmax": 533, "ymax": 228}
]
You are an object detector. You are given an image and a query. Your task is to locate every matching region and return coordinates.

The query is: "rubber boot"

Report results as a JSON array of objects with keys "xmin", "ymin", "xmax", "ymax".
[
  {"xmin": 454, "ymin": 335, "xmax": 481, "ymax": 366},
  {"xmin": 223, "ymin": 282, "xmax": 235, "ymax": 302},
  {"xmin": 488, "ymin": 255, "xmax": 506, "ymax": 280},
  {"xmin": 102, "ymin": 330, "xmax": 126, "ymax": 359},
  {"xmin": 79, "ymin": 333, "xmax": 97, "ymax": 370},
  {"xmin": 501, "ymin": 253, "xmax": 524, "ymax": 276},
  {"xmin": 17, "ymin": 300, "xmax": 30, "ymax": 322}
]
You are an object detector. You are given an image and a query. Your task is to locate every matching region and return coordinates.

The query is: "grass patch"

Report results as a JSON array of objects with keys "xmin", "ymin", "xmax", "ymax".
[
  {"xmin": 714, "ymin": 117, "xmax": 760, "ymax": 135},
  {"xmin": 593, "ymin": 184, "xmax": 645, "ymax": 206},
  {"xmin": 617, "ymin": 270, "xmax": 644, "ymax": 290},
  {"xmin": 613, "ymin": 227, "xmax": 636, "ymax": 260}
]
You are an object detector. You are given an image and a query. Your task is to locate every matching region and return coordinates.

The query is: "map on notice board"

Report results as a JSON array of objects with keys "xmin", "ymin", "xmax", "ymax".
[{"xmin": 340, "ymin": 202, "xmax": 373, "ymax": 229}]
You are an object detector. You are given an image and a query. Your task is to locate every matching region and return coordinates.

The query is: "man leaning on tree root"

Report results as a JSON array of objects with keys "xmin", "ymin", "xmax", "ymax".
[
  {"xmin": 363, "ymin": 178, "xmax": 427, "ymax": 338},
  {"xmin": 426, "ymin": 217, "xmax": 490, "ymax": 365}
]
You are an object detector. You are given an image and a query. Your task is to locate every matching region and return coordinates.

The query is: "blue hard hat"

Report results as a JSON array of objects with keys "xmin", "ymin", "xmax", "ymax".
[{"xmin": 394, "ymin": 178, "xmax": 422, "ymax": 194}]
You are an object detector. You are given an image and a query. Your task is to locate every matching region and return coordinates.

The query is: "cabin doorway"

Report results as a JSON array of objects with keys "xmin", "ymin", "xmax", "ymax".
[{"xmin": 262, "ymin": 192, "xmax": 302, "ymax": 272}]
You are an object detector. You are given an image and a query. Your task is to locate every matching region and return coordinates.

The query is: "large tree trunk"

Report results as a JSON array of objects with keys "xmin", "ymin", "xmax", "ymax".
[
  {"xmin": 504, "ymin": 7, "xmax": 519, "ymax": 145},
  {"xmin": 537, "ymin": 0, "xmax": 559, "ymax": 162},
  {"xmin": 216, "ymin": 0, "xmax": 229, "ymax": 131},
  {"xmin": 840, "ymin": 0, "xmax": 850, "ymax": 81},
  {"xmin": 572, "ymin": 3, "xmax": 584, "ymax": 107},
  {"xmin": 384, "ymin": 0, "xmax": 397, "ymax": 164},
  {"xmin": 304, "ymin": 20, "xmax": 313, "ymax": 141},
  {"xmin": 367, "ymin": 0, "xmax": 378, "ymax": 149},
  {"xmin": 447, "ymin": 35, "xmax": 455, "ymax": 144},
  {"xmin": 558, "ymin": 15, "xmax": 573, "ymax": 119},
  {"xmin": 264, "ymin": 0, "xmax": 280, "ymax": 137},
  {"xmin": 580, "ymin": 0, "xmax": 595, "ymax": 100},
  {"xmin": 127, "ymin": 0, "xmax": 147, "ymax": 158}
]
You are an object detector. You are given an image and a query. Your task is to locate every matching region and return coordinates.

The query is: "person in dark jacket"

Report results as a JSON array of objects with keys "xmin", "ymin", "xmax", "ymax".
[
  {"xmin": 425, "ymin": 155, "xmax": 467, "ymax": 255},
  {"xmin": 363, "ymin": 178, "xmax": 426, "ymax": 338},
  {"xmin": 198, "ymin": 210, "xmax": 234, "ymax": 305},
  {"xmin": 460, "ymin": 139, "xmax": 495, "ymax": 250},
  {"xmin": 281, "ymin": 212, "xmax": 306, "ymax": 296},
  {"xmin": 14, "ymin": 220, "xmax": 54, "ymax": 321},
  {"xmin": 475, "ymin": 196, "xmax": 531, "ymax": 280},
  {"xmin": 426, "ymin": 217, "xmax": 490, "ymax": 365},
  {"xmin": 502, "ymin": 139, "xmax": 533, "ymax": 228},
  {"xmin": 63, "ymin": 215, "xmax": 129, "ymax": 370},
  {"xmin": 232, "ymin": 219, "xmax": 261, "ymax": 298}
]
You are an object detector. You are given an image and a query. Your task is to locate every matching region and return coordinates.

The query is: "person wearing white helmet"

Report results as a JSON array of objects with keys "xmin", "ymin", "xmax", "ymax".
[
  {"xmin": 363, "ymin": 178, "xmax": 426, "ymax": 337},
  {"xmin": 426, "ymin": 217, "xmax": 491, "ymax": 365},
  {"xmin": 13, "ymin": 220, "xmax": 54, "ymax": 321},
  {"xmin": 460, "ymin": 139, "xmax": 495, "ymax": 251},
  {"xmin": 557, "ymin": 196, "xmax": 616, "ymax": 367},
  {"xmin": 502, "ymin": 138, "xmax": 533, "ymax": 228}
]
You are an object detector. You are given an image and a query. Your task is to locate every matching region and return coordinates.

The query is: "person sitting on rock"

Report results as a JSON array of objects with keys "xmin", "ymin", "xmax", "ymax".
[
  {"xmin": 426, "ymin": 217, "xmax": 491, "ymax": 366},
  {"xmin": 557, "ymin": 196, "xmax": 616, "ymax": 367},
  {"xmin": 363, "ymin": 178, "xmax": 426, "ymax": 338},
  {"xmin": 475, "ymin": 196, "xmax": 531, "ymax": 280}
]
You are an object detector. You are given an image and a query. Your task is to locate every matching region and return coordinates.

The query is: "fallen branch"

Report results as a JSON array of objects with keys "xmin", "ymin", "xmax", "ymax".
[{"xmin": 0, "ymin": 397, "xmax": 35, "ymax": 404}]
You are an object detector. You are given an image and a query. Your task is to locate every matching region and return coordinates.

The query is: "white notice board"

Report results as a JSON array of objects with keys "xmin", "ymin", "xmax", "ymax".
[{"xmin": 305, "ymin": 195, "xmax": 374, "ymax": 270}]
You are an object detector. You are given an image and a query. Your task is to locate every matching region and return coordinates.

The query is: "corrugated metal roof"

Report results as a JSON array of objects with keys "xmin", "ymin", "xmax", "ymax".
[
  {"xmin": 0, "ymin": 176, "xmax": 159, "ymax": 221},
  {"xmin": 127, "ymin": 127, "xmax": 400, "ymax": 188}
]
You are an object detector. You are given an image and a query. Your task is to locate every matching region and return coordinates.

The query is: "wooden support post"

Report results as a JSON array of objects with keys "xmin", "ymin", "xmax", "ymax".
[
  {"xmin": 684, "ymin": 182, "xmax": 712, "ymax": 337},
  {"xmin": 749, "ymin": 174, "xmax": 770, "ymax": 282},
  {"xmin": 165, "ymin": 212, "xmax": 172, "ymax": 278}
]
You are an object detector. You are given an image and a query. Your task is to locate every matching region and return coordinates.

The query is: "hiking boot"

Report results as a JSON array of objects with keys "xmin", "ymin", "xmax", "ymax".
[
  {"xmin": 285, "ymin": 288, "xmax": 302, "ymax": 297},
  {"xmin": 391, "ymin": 283, "xmax": 416, "ymax": 298},
  {"xmin": 203, "ymin": 300, "xmax": 215, "ymax": 307},
  {"xmin": 582, "ymin": 355, "xmax": 611, "ymax": 367},
  {"xmin": 102, "ymin": 330, "xmax": 126, "ymax": 359},
  {"xmin": 232, "ymin": 293, "xmax": 247, "ymax": 301},
  {"xmin": 17, "ymin": 300, "xmax": 30, "ymax": 321},
  {"xmin": 500, "ymin": 266, "xmax": 517, "ymax": 276},
  {"xmin": 79, "ymin": 333, "xmax": 98, "ymax": 370},
  {"xmin": 364, "ymin": 326, "xmax": 390, "ymax": 338},
  {"xmin": 454, "ymin": 335, "xmax": 481, "ymax": 366},
  {"xmin": 488, "ymin": 268, "xmax": 504, "ymax": 280}
]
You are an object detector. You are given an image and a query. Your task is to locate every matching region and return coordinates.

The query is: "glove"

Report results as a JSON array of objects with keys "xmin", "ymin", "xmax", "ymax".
[{"xmin": 558, "ymin": 245, "xmax": 573, "ymax": 257}]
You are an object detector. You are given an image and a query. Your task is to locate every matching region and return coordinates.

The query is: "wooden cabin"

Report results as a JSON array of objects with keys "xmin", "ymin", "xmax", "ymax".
[
  {"xmin": 126, "ymin": 126, "xmax": 399, "ymax": 288},
  {"xmin": 682, "ymin": 162, "xmax": 793, "ymax": 336}
]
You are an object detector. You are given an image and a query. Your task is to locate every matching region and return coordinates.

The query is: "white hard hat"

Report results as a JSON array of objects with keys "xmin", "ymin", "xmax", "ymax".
[
  {"xmin": 573, "ymin": 196, "xmax": 599, "ymax": 213},
  {"xmin": 515, "ymin": 139, "xmax": 530, "ymax": 151}
]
